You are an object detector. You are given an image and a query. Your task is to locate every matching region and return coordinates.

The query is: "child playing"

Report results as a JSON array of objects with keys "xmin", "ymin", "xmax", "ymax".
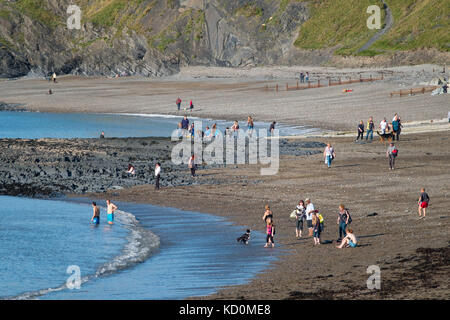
[
  {"xmin": 418, "ymin": 188, "xmax": 430, "ymax": 219},
  {"xmin": 265, "ymin": 217, "xmax": 275, "ymax": 248}
]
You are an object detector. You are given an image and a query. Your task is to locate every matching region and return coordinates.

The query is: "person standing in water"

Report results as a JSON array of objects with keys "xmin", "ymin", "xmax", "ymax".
[
  {"xmin": 264, "ymin": 217, "xmax": 275, "ymax": 248},
  {"xmin": 91, "ymin": 202, "xmax": 100, "ymax": 225},
  {"xmin": 106, "ymin": 200, "xmax": 118, "ymax": 225},
  {"xmin": 269, "ymin": 122, "xmax": 276, "ymax": 135}
]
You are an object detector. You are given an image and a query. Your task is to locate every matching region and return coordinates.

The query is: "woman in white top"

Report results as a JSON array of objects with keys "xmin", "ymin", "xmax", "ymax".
[
  {"xmin": 305, "ymin": 198, "xmax": 315, "ymax": 234},
  {"xmin": 323, "ymin": 144, "xmax": 336, "ymax": 168}
]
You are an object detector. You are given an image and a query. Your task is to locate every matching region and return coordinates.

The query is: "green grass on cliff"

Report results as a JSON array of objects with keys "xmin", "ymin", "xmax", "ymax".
[{"xmin": 295, "ymin": 0, "xmax": 449, "ymax": 55}]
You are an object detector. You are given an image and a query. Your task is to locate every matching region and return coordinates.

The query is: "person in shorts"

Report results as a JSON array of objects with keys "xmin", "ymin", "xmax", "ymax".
[
  {"xmin": 106, "ymin": 200, "xmax": 118, "ymax": 225},
  {"xmin": 418, "ymin": 188, "xmax": 430, "ymax": 218},
  {"xmin": 337, "ymin": 229, "xmax": 357, "ymax": 249},
  {"xmin": 91, "ymin": 202, "xmax": 100, "ymax": 225}
]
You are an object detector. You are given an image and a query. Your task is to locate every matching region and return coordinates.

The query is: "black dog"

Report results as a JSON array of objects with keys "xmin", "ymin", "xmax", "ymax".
[
  {"xmin": 376, "ymin": 131, "xmax": 393, "ymax": 143},
  {"xmin": 237, "ymin": 229, "xmax": 251, "ymax": 244}
]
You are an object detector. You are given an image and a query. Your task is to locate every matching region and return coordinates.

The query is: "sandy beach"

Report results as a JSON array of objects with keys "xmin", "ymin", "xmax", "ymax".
[
  {"xmin": 1, "ymin": 65, "xmax": 449, "ymax": 131},
  {"xmin": 1, "ymin": 64, "xmax": 449, "ymax": 299}
]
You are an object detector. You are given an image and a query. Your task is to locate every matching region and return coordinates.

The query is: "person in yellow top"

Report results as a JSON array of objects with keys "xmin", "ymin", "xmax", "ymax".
[{"xmin": 366, "ymin": 116, "xmax": 374, "ymax": 141}]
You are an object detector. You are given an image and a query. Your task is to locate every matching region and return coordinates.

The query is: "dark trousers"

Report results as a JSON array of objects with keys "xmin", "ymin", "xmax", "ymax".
[
  {"xmin": 155, "ymin": 174, "xmax": 160, "ymax": 189},
  {"xmin": 177, "ymin": 103, "xmax": 180, "ymax": 111},
  {"xmin": 190, "ymin": 168, "xmax": 196, "ymax": 177},
  {"xmin": 356, "ymin": 131, "xmax": 364, "ymax": 140},
  {"xmin": 389, "ymin": 154, "xmax": 396, "ymax": 169}
]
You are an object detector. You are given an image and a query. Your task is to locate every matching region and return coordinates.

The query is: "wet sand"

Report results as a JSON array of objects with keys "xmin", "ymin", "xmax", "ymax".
[{"xmin": 90, "ymin": 131, "xmax": 450, "ymax": 300}]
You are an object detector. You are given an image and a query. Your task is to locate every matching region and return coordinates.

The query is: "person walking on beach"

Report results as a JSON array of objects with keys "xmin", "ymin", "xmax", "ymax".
[
  {"xmin": 189, "ymin": 100, "xmax": 194, "ymax": 111},
  {"xmin": 392, "ymin": 114, "xmax": 403, "ymax": 141},
  {"xmin": 295, "ymin": 200, "xmax": 306, "ymax": 238},
  {"xmin": 247, "ymin": 116, "xmax": 254, "ymax": 136},
  {"xmin": 106, "ymin": 200, "xmax": 118, "ymax": 225},
  {"xmin": 269, "ymin": 122, "xmax": 276, "ymax": 135},
  {"xmin": 366, "ymin": 117, "xmax": 374, "ymax": 141},
  {"xmin": 312, "ymin": 210, "xmax": 321, "ymax": 245},
  {"xmin": 181, "ymin": 116, "xmax": 189, "ymax": 130},
  {"xmin": 337, "ymin": 204, "xmax": 351, "ymax": 242},
  {"xmin": 305, "ymin": 72, "xmax": 309, "ymax": 83},
  {"xmin": 176, "ymin": 97, "xmax": 182, "ymax": 111},
  {"xmin": 305, "ymin": 198, "xmax": 315, "ymax": 236},
  {"xmin": 91, "ymin": 202, "xmax": 100, "ymax": 225},
  {"xmin": 300, "ymin": 72, "xmax": 305, "ymax": 83},
  {"xmin": 188, "ymin": 154, "xmax": 197, "ymax": 177},
  {"xmin": 356, "ymin": 120, "xmax": 365, "ymax": 141},
  {"xmin": 379, "ymin": 118, "xmax": 388, "ymax": 135},
  {"xmin": 155, "ymin": 163, "xmax": 161, "ymax": 190},
  {"xmin": 337, "ymin": 228, "xmax": 357, "ymax": 248},
  {"xmin": 264, "ymin": 217, "xmax": 275, "ymax": 248},
  {"xmin": 386, "ymin": 142, "xmax": 398, "ymax": 170},
  {"xmin": 418, "ymin": 188, "xmax": 430, "ymax": 219},
  {"xmin": 323, "ymin": 143, "xmax": 336, "ymax": 168},
  {"xmin": 262, "ymin": 204, "xmax": 273, "ymax": 222}
]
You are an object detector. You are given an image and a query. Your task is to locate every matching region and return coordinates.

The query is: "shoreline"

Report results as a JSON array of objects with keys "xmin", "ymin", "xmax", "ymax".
[
  {"xmin": 1, "ymin": 64, "xmax": 448, "ymax": 131},
  {"xmin": 80, "ymin": 131, "xmax": 449, "ymax": 300}
]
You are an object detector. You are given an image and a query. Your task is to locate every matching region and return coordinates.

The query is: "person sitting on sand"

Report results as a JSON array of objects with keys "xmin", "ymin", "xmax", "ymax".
[
  {"xmin": 418, "ymin": 188, "xmax": 430, "ymax": 219},
  {"xmin": 264, "ymin": 217, "xmax": 275, "ymax": 248},
  {"xmin": 262, "ymin": 204, "xmax": 273, "ymax": 222},
  {"xmin": 47, "ymin": 89, "xmax": 53, "ymax": 95},
  {"xmin": 337, "ymin": 228, "xmax": 357, "ymax": 248},
  {"xmin": 126, "ymin": 164, "xmax": 136, "ymax": 175}
]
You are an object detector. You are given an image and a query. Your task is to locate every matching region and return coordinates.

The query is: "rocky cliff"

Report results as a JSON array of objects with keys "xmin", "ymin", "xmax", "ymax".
[
  {"xmin": 0, "ymin": 0, "xmax": 312, "ymax": 78},
  {"xmin": 0, "ymin": 0, "xmax": 448, "ymax": 78}
]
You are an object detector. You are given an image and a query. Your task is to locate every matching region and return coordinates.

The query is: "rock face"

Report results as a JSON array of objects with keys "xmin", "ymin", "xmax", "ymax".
[{"xmin": 0, "ymin": 0, "xmax": 311, "ymax": 78}]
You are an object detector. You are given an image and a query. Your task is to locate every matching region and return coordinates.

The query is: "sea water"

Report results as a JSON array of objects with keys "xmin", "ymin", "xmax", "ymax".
[
  {"xmin": 0, "ymin": 111, "xmax": 319, "ymax": 139},
  {"xmin": 0, "ymin": 197, "xmax": 276, "ymax": 300}
]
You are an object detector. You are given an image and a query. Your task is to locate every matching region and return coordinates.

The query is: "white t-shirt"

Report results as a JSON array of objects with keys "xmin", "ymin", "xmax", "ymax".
[
  {"xmin": 155, "ymin": 166, "xmax": 161, "ymax": 176},
  {"xmin": 306, "ymin": 203, "xmax": 315, "ymax": 220},
  {"xmin": 380, "ymin": 121, "xmax": 387, "ymax": 130}
]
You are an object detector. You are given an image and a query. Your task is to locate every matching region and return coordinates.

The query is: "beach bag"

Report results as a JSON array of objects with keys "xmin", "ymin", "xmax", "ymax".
[{"xmin": 290, "ymin": 210, "xmax": 297, "ymax": 219}]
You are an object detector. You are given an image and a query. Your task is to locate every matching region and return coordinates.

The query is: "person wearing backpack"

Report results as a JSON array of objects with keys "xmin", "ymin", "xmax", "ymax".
[
  {"xmin": 387, "ymin": 142, "xmax": 398, "ymax": 170},
  {"xmin": 337, "ymin": 204, "xmax": 351, "ymax": 242}
]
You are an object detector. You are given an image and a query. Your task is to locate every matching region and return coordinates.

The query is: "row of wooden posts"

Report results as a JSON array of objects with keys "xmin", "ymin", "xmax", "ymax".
[
  {"xmin": 390, "ymin": 86, "xmax": 439, "ymax": 97},
  {"xmin": 264, "ymin": 74, "xmax": 384, "ymax": 92}
]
